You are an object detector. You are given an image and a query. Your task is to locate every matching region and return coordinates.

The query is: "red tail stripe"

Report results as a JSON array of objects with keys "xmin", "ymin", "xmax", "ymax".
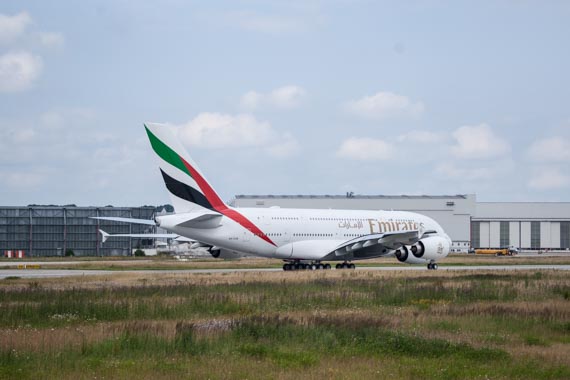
[{"xmin": 179, "ymin": 157, "xmax": 276, "ymax": 247}]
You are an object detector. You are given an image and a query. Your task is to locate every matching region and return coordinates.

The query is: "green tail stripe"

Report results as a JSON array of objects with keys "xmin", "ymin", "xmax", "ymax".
[{"xmin": 145, "ymin": 125, "xmax": 192, "ymax": 178}]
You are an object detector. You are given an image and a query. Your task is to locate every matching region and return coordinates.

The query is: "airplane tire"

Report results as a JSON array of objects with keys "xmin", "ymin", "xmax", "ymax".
[
  {"xmin": 349, "ymin": 263, "xmax": 355, "ymax": 269},
  {"xmin": 324, "ymin": 264, "xmax": 331, "ymax": 270},
  {"xmin": 335, "ymin": 263, "xmax": 341, "ymax": 269},
  {"xmin": 433, "ymin": 263, "xmax": 438, "ymax": 270},
  {"xmin": 311, "ymin": 264, "xmax": 317, "ymax": 270}
]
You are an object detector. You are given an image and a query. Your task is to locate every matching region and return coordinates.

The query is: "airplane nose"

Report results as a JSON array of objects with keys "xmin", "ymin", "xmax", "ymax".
[{"xmin": 154, "ymin": 216, "xmax": 162, "ymax": 226}]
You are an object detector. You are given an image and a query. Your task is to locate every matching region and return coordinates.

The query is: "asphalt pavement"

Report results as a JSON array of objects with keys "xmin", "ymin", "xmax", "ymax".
[{"xmin": 1, "ymin": 265, "xmax": 570, "ymax": 279}]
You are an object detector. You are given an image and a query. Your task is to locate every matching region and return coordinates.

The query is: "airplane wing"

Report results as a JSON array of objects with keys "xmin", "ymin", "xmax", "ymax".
[
  {"xmin": 334, "ymin": 231, "xmax": 419, "ymax": 254},
  {"xmin": 98, "ymin": 229, "xmax": 185, "ymax": 243},
  {"xmin": 323, "ymin": 229, "xmax": 436, "ymax": 260}
]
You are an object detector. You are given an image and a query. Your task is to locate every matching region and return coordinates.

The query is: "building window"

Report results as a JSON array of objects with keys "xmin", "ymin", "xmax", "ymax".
[
  {"xmin": 471, "ymin": 221, "xmax": 480, "ymax": 248},
  {"xmin": 500, "ymin": 221, "xmax": 509, "ymax": 247},
  {"xmin": 531, "ymin": 221, "xmax": 541, "ymax": 249},
  {"xmin": 561, "ymin": 222, "xmax": 570, "ymax": 249}
]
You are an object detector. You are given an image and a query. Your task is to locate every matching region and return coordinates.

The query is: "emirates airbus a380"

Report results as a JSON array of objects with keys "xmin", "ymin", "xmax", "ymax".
[{"xmin": 97, "ymin": 123, "xmax": 451, "ymax": 270}]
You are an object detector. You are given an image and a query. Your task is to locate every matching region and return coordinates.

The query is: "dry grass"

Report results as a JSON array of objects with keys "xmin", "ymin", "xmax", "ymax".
[
  {"xmin": 1, "ymin": 268, "xmax": 569, "ymax": 379},
  {"xmin": 2, "ymin": 264, "xmax": 569, "ymax": 291}
]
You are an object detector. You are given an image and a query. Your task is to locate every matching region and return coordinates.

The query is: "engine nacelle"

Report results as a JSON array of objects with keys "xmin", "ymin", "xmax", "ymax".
[
  {"xmin": 411, "ymin": 236, "xmax": 450, "ymax": 261},
  {"xmin": 395, "ymin": 245, "xmax": 427, "ymax": 264},
  {"xmin": 209, "ymin": 248, "xmax": 246, "ymax": 259}
]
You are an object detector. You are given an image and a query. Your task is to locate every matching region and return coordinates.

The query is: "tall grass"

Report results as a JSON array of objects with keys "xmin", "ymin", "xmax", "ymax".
[
  {"xmin": 1, "ymin": 271, "xmax": 569, "ymax": 379},
  {"xmin": 2, "ymin": 315, "xmax": 568, "ymax": 379},
  {"xmin": 1, "ymin": 272, "xmax": 566, "ymax": 328}
]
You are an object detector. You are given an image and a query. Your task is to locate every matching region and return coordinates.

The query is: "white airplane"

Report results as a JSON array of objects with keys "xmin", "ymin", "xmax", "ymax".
[{"xmin": 96, "ymin": 123, "xmax": 451, "ymax": 270}]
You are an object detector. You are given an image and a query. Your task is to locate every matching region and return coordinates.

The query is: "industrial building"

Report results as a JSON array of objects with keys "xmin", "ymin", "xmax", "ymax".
[
  {"xmin": 231, "ymin": 194, "xmax": 570, "ymax": 252},
  {"xmin": 0, "ymin": 206, "xmax": 162, "ymax": 257}
]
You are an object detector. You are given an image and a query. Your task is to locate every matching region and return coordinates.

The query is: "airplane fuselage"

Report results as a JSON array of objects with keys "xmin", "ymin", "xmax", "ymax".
[{"xmin": 156, "ymin": 207, "xmax": 450, "ymax": 262}]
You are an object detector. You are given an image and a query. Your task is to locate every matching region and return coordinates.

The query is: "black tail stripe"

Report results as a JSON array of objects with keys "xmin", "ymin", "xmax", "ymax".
[{"xmin": 160, "ymin": 169, "xmax": 213, "ymax": 210}]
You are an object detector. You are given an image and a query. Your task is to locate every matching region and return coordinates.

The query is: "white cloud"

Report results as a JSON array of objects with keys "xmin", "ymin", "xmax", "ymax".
[
  {"xmin": 225, "ymin": 11, "xmax": 306, "ymax": 34},
  {"xmin": 397, "ymin": 130, "xmax": 444, "ymax": 144},
  {"xmin": 0, "ymin": 170, "xmax": 45, "ymax": 188},
  {"xmin": 38, "ymin": 32, "xmax": 64, "ymax": 48},
  {"xmin": 39, "ymin": 108, "xmax": 96, "ymax": 130},
  {"xmin": 0, "ymin": 12, "xmax": 31, "ymax": 44},
  {"xmin": 240, "ymin": 85, "xmax": 306, "ymax": 110},
  {"xmin": 0, "ymin": 51, "xmax": 43, "ymax": 92},
  {"xmin": 527, "ymin": 137, "xmax": 570, "ymax": 163},
  {"xmin": 528, "ymin": 167, "xmax": 570, "ymax": 190},
  {"xmin": 179, "ymin": 113, "xmax": 273, "ymax": 148},
  {"xmin": 337, "ymin": 137, "xmax": 395, "ymax": 161},
  {"xmin": 264, "ymin": 132, "xmax": 300, "ymax": 158},
  {"xmin": 345, "ymin": 91, "xmax": 425, "ymax": 120},
  {"xmin": 40, "ymin": 110, "xmax": 66, "ymax": 129},
  {"xmin": 450, "ymin": 123, "xmax": 510, "ymax": 159},
  {"xmin": 336, "ymin": 131, "xmax": 445, "ymax": 162},
  {"xmin": 178, "ymin": 112, "xmax": 299, "ymax": 157},
  {"xmin": 436, "ymin": 162, "xmax": 497, "ymax": 181},
  {"xmin": 11, "ymin": 128, "xmax": 35, "ymax": 143}
]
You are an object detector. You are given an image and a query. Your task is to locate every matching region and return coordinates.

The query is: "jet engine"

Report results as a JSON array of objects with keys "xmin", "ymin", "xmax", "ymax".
[
  {"xmin": 410, "ymin": 236, "xmax": 450, "ymax": 261},
  {"xmin": 394, "ymin": 245, "xmax": 426, "ymax": 264},
  {"xmin": 209, "ymin": 247, "xmax": 246, "ymax": 259}
]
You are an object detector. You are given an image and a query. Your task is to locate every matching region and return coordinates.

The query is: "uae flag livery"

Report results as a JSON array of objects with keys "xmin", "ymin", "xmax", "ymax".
[{"xmin": 145, "ymin": 124, "xmax": 275, "ymax": 246}]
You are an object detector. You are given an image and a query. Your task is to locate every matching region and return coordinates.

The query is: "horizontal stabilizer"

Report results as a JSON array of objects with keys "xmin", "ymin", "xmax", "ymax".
[
  {"xmin": 157, "ymin": 210, "xmax": 222, "ymax": 229},
  {"xmin": 91, "ymin": 217, "xmax": 156, "ymax": 225}
]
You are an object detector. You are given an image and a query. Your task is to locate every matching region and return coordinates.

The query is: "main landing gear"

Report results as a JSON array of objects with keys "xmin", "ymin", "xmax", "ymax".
[
  {"xmin": 282, "ymin": 261, "xmax": 332, "ymax": 271},
  {"xmin": 335, "ymin": 262, "xmax": 356, "ymax": 270},
  {"xmin": 427, "ymin": 262, "xmax": 438, "ymax": 270}
]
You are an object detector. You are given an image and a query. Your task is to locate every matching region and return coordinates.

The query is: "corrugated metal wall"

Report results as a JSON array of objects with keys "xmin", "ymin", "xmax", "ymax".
[{"xmin": 0, "ymin": 206, "xmax": 156, "ymax": 257}]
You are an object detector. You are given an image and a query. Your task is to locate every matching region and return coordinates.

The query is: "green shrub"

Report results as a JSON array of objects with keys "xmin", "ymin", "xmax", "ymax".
[
  {"xmin": 64, "ymin": 249, "xmax": 74, "ymax": 257},
  {"xmin": 134, "ymin": 249, "xmax": 145, "ymax": 257}
]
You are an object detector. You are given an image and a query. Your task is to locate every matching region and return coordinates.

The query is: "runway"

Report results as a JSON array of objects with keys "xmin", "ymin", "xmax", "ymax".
[{"xmin": 1, "ymin": 265, "xmax": 570, "ymax": 279}]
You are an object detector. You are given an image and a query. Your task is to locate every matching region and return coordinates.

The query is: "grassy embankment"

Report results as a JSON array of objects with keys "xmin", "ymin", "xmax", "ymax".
[{"xmin": 0, "ymin": 270, "xmax": 569, "ymax": 379}]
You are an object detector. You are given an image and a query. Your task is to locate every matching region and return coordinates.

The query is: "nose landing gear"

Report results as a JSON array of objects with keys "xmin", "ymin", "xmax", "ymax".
[{"xmin": 427, "ymin": 262, "xmax": 438, "ymax": 270}]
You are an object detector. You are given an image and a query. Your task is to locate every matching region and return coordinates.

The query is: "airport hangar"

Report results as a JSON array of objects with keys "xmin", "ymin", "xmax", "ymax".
[
  {"xmin": 1, "ymin": 195, "xmax": 569, "ymax": 257},
  {"xmin": 0, "ymin": 205, "xmax": 170, "ymax": 257}
]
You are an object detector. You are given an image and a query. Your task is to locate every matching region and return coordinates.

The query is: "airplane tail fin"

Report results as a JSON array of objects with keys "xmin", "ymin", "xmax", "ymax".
[
  {"xmin": 99, "ymin": 229, "xmax": 110, "ymax": 243},
  {"xmin": 144, "ymin": 123, "xmax": 228, "ymax": 213}
]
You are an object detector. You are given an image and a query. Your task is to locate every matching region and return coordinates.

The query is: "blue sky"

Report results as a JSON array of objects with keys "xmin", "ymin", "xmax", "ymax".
[{"xmin": 1, "ymin": 1, "xmax": 569, "ymax": 206}]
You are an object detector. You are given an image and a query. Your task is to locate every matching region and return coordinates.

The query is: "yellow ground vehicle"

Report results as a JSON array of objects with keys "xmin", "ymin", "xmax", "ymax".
[{"xmin": 468, "ymin": 247, "xmax": 519, "ymax": 256}]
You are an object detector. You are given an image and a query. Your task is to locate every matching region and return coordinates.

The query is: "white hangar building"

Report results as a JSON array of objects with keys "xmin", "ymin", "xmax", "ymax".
[{"xmin": 230, "ymin": 194, "xmax": 570, "ymax": 252}]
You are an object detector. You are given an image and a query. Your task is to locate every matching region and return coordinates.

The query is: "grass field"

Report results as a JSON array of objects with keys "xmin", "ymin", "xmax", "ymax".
[{"xmin": 0, "ymin": 266, "xmax": 569, "ymax": 379}]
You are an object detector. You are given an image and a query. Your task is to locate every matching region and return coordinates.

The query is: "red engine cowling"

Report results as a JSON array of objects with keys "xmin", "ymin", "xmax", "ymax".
[{"xmin": 410, "ymin": 236, "xmax": 450, "ymax": 261}]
